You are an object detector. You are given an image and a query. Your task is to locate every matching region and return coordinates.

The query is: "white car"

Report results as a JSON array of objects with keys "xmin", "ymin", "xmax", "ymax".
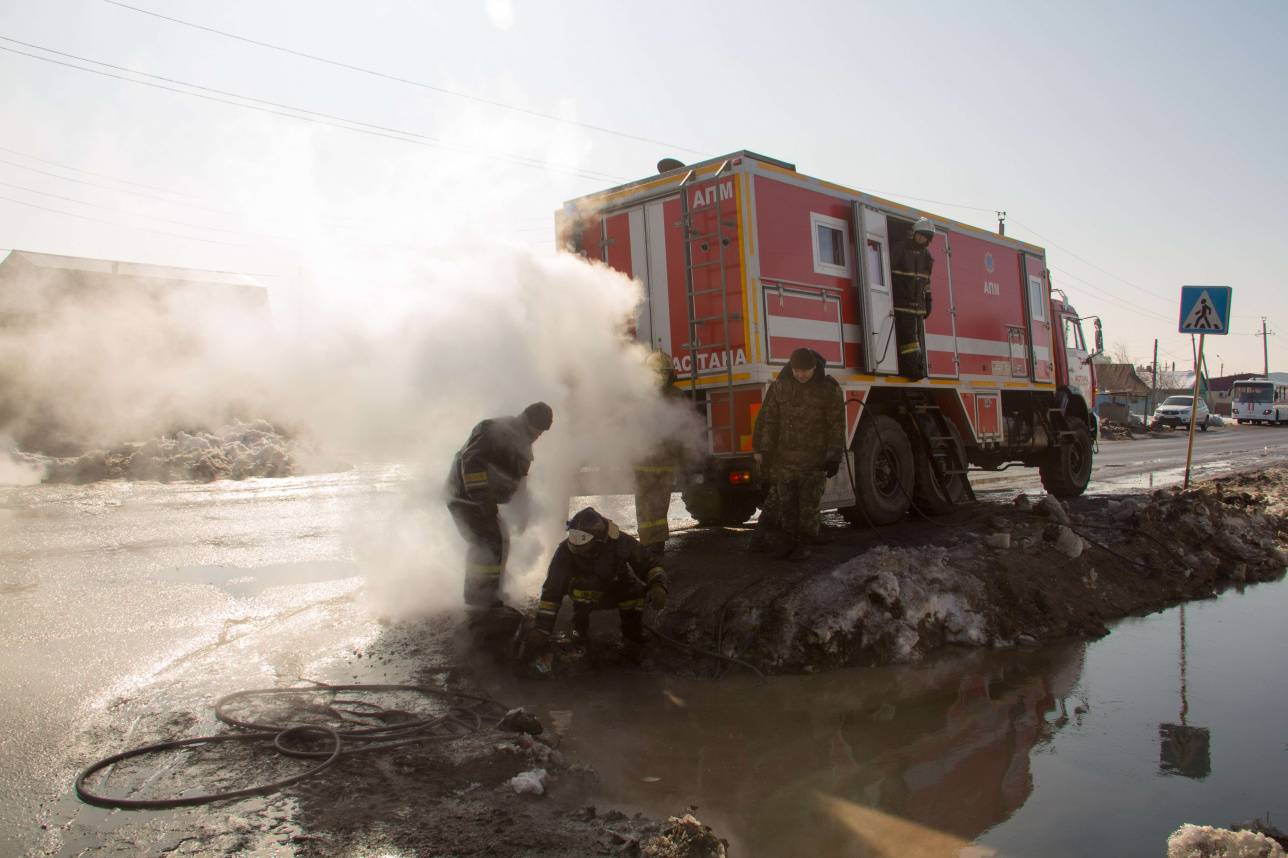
[{"xmin": 1151, "ymin": 396, "xmax": 1210, "ymax": 431}]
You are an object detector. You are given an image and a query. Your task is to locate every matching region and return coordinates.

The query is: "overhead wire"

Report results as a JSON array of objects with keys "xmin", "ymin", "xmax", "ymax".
[
  {"xmin": 0, "ymin": 38, "xmax": 625, "ymax": 183},
  {"xmin": 0, "ymin": 193, "xmax": 253, "ymax": 247},
  {"xmin": 0, "ymin": 142, "xmax": 201, "ymax": 197},
  {"xmin": 100, "ymin": 0, "xmax": 706, "ymax": 156}
]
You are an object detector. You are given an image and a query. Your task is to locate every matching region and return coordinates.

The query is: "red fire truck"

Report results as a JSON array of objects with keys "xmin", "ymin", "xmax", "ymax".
[{"xmin": 559, "ymin": 151, "xmax": 1100, "ymax": 526}]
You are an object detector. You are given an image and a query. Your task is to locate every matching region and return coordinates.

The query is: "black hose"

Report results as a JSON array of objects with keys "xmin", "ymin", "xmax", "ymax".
[
  {"xmin": 644, "ymin": 621, "xmax": 765, "ymax": 679},
  {"xmin": 75, "ymin": 682, "xmax": 508, "ymax": 810}
]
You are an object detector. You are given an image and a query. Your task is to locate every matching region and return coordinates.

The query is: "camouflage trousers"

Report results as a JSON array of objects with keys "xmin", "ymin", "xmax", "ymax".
[{"xmin": 768, "ymin": 467, "xmax": 827, "ymax": 539}]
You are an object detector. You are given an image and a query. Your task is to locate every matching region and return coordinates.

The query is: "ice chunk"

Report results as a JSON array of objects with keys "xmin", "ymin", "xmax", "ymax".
[{"xmin": 509, "ymin": 768, "xmax": 548, "ymax": 796}]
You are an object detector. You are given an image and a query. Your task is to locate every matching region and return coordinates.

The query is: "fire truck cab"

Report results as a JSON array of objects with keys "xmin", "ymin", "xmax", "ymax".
[{"xmin": 560, "ymin": 152, "xmax": 1100, "ymax": 526}]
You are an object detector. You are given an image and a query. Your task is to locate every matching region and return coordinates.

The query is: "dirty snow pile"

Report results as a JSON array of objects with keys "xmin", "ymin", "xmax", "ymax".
[
  {"xmin": 719, "ymin": 545, "xmax": 989, "ymax": 670},
  {"xmin": 1167, "ymin": 824, "xmax": 1285, "ymax": 858},
  {"xmin": 18, "ymin": 419, "xmax": 342, "ymax": 484},
  {"xmin": 641, "ymin": 814, "xmax": 729, "ymax": 858}
]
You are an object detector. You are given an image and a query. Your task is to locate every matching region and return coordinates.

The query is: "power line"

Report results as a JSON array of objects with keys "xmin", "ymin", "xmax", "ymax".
[
  {"xmin": 1009, "ymin": 216, "xmax": 1168, "ymax": 304},
  {"xmin": 0, "ymin": 154, "xmax": 238, "ymax": 215},
  {"xmin": 0, "ymin": 142, "xmax": 199, "ymax": 197},
  {"xmin": 0, "ymin": 178, "xmax": 294, "ymax": 241},
  {"xmin": 1048, "ymin": 265, "xmax": 1172, "ymax": 322},
  {"xmin": 101, "ymin": 0, "xmax": 705, "ymax": 156},
  {"xmin": 0, "ymin": 193, "xmax": 252, "ymax": 247},
  {"xmin": 0, "ymin": 38, "xmax": 624, "ymax": 183}
]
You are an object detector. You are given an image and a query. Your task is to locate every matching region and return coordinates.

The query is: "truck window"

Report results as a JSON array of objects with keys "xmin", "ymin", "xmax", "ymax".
[
  {"xmin": 810, "ymin": 212, "xmax": 849, "ymax": 276},
  {"xmin": 1062, "ymin": 316, "xmax": 1085, "ymax": 351},
  {"xmin": 1028, "ymin": 276, "xmax": 1046, "ymax": 322},
  {"xmin": 865, "ymin": 239, "xmax": 886, "ymax": 290}
]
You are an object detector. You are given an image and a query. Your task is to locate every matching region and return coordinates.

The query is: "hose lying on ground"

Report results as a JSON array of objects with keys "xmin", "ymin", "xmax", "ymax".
[
  {"xmin": 644, "ymin": 621, "xmax": 765, "ymax": 680},
  {"xmin": 75, "ymin": 680, "xmax": 508, "ymax": 810}
]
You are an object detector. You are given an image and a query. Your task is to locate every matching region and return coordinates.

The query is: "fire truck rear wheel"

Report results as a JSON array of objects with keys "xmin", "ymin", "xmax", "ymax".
[
  {"xmin": 911, "ymin": 420, "xmax": 971, "ymax": 515},
  {"xmin": 1039, "ymin": 416, "xmax": 1093, "ymax": 498},
  {"xmin": 847, "ymin": 414, "xmax": 915, "ymax": 525},
  {"xmin": 681, "ymin": 484, "xmax": 759, "ymax": 527}
]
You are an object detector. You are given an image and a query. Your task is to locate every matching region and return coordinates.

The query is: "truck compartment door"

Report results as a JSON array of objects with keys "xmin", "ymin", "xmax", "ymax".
[
  {"xmin": 853, "ymin": 203, "xmax": 898, "ymax": 374},
  {"xmin": 762, "ymin": 284, "xmax": 844, "ymax": 366},
  {"xmin": 639, "ymin": 200, "xmax": 674, "ymax": 353},
  {"xmin": 1022, "ymin": 254, "xmax": 1054, "ymax": 382}
]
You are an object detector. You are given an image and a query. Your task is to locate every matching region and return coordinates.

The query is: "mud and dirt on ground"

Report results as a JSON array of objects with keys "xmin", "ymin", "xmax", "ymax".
[
  {"xmin": 52, "ymin": 616, "xmax": 727, "ymax": 858},
  {"xmin": 643, "ymin": 466, "xmax": 1288, "ymax": 676}
]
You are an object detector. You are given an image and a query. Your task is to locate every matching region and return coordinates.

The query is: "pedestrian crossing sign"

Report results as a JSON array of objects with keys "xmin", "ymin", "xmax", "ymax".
[{"xmin": 1178, "ymin": 285, "xmax": 1232, "ymax": 335}]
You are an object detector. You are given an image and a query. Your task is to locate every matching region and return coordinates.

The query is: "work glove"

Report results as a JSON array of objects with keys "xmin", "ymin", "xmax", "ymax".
[
  {"xmin": 924, "ymin": 290, "xmax": 934, "ymax": 316},
  {"xmin": 823, "ymin": 457, "xmax": 841, "ymax": 478},
  {"xmin": 647, "ymin": 583, "xmax": 667, "ymax": 611}
]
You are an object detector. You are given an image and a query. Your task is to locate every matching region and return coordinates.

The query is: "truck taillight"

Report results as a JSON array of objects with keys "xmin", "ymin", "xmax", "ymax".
[{"xmin": 728, "ymin": 470, "xmax": 753, "ymax": 485}]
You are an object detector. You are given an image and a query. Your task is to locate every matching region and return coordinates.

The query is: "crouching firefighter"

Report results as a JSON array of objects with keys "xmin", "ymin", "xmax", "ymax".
[
  {"xmin": 524, "ymin": 507, "xmax": 667, "ymax": 664},
  {"xmin": 446, "ymin": 401, "xmax": 553, "ymax": 609}
]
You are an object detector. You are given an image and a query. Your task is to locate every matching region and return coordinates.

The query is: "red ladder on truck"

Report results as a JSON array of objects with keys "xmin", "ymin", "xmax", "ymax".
[{"xmin": 678, "ymin": 161, "xmax": 738, "ymax": 453}]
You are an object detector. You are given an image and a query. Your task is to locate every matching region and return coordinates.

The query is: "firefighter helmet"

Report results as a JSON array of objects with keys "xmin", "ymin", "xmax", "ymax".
[
  {"xmin": 913, "ymin": 217, "xmax": 935, "ymax": 239},
  {"xmin": 566, "ymin": 507, "xmax": 608, "ymax": 553}
]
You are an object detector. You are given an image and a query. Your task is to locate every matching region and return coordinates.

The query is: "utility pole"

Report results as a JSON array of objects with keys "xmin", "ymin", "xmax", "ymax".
[
  {"xmin": 1150, "ymin": 338, "xmax": 1159, "ymax": 414},
  {"xmin": 1257, "ymin": 317, "xmax": 1273, "ymax": 378}
]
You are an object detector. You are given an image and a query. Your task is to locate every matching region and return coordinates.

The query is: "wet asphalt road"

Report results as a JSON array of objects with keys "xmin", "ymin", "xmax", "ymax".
[{"xmin": 3, "ymin": 423, "xmax": 1288, "ymax": 854}]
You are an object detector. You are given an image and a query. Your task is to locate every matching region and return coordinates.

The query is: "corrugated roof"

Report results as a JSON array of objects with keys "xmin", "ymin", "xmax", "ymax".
[{"xmin": 1095, "ymin": 363, "xmax": 1151, "ymax": 395}]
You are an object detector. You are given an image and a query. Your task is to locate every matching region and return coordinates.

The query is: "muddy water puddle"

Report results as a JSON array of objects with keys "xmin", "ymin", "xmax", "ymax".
[{"xmin": 516, "ymin": 578, "xmax": 1288, "ymax": 857}]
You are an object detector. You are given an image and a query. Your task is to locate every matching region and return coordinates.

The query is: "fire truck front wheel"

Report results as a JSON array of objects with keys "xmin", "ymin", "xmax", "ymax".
[
  {"xmin": 846, "ymin": 414, "xmax": 915, "ymax": 526},
  {"xmin": 1039, "ymin": 416, "xmax": 1093, "ymax": 497}
]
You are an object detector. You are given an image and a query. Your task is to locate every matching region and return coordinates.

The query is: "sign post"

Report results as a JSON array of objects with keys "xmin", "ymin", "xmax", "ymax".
[{"xmin": 1178, "ymin": 286, "xmax": 1232, "ymax": 488}]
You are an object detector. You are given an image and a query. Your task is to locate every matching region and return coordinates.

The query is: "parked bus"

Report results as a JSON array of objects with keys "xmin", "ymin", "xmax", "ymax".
[{"xmin": 1230, "ymin": 379, "xmax": 1288, "ymax": 425}]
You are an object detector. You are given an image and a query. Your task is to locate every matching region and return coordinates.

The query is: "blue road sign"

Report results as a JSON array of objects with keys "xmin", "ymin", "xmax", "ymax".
[{"xmin": 1179, "ymin": 285, "xmax": 1232, "ymax": 335}]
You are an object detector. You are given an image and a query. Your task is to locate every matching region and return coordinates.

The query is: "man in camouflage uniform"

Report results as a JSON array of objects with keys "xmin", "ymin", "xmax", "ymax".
[
  {"xmin": 633, "ymin": 350, "xmax": 683, "ymax": 560},
  {"xmin": 751, "ymin": 348, "xmax": 845, "ymax": 561},
  {"xmin": 891, "ymin": 217, "xmax": 936, "ymax": 381},
  {"xmin": 446, "ymin": 402, "xmax": 553, "ymax": 608}
]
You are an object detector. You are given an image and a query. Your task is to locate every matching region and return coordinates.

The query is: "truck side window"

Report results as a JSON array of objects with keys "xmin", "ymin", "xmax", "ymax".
[
  {"xmin": 865, "ymin": 239, "xmax": 886, "ymax": 292},
  {"xmin": 1028, "ymin": 276, "xmax": 1046, "ymax": 322}
]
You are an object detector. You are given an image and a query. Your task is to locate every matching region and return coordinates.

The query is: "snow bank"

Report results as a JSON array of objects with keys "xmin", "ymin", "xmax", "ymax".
[
  {"xmin": 724, "ymin": 545, "xmax": 989, "ymax": 670},
  {"xmin": 27, "ymin": 419, "xmax": 342, "ymax": 484},
  {"xmin": 1167, "ymin": 824, "xmax": 1285, "ymax": 858}
]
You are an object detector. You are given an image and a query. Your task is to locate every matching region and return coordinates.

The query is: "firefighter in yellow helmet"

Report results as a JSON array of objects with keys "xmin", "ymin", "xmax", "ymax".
[
  {"xmin": 632, "ymin": 350, "xmax": 683, "ymax": 560},
  {"xmin": 891, "ymin": 217, "xmax": 936, "ymax": 381}
]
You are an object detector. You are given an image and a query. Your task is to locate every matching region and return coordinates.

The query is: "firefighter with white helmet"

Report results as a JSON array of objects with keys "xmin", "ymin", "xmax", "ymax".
[
  {"xmin": 891, "ymin": 217, "xmax": 937, "ymax": 380},
  {"xmin": 524, "ymin": 506, "xmax": 668, "ymax": 663}
]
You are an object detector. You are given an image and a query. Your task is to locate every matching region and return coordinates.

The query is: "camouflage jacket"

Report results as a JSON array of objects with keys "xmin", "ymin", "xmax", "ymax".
[{"xmin": 752, "ymin": 351, "xmax": 845, "ymax": 470}]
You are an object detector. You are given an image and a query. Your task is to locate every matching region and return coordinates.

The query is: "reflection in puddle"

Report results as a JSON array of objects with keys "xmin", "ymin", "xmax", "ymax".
[
  {"xmin": 522, "ymin": 645, "xmax": 1083, "ymax": 856},
  {"xmin": 513, "ymin": 578, "xmax": 1288, "ymax": 857}
]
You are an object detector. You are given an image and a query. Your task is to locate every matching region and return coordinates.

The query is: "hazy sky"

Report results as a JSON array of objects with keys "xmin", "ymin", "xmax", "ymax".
[{"xmin": 2, "ymin": 0, "xmax": 1285, "ymax": 374}]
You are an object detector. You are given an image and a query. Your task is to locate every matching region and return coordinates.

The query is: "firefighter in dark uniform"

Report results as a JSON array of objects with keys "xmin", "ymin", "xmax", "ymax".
[
  {"xmin": 633, "ymin": 350, "xmax": 683, "ymax": 560},
  {"xmin": 525, "ymin": 506, "xmax": 668, "ymax": 660},
  {"xmin": 891, "ymin": 217, "xmax": 936, "ymax": 381},
  {"xmin": 446, "ymin": 401, "xmax": 553, "ymax": 608},
  {"xmin": 751, "ymin": 348, "xmax": 845, "ymax": 561}
]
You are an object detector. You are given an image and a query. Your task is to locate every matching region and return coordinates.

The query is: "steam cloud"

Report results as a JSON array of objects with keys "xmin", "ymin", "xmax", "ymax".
[{"xmin": 0, "ymin": 239, "xmax": 701, "ymax": 610}]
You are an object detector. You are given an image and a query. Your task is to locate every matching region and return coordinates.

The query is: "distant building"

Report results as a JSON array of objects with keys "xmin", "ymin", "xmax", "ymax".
[
  {"xmin": 1094, "ymin": 363, "xmax": 1152, "ymax": 421},
  {"xmin": 0, "ymin": 250, "xmax": 271, "ymax": 454},
  {"xmin": 0, "ymin": 250, "xmax": 268, "ymax": 327}
]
